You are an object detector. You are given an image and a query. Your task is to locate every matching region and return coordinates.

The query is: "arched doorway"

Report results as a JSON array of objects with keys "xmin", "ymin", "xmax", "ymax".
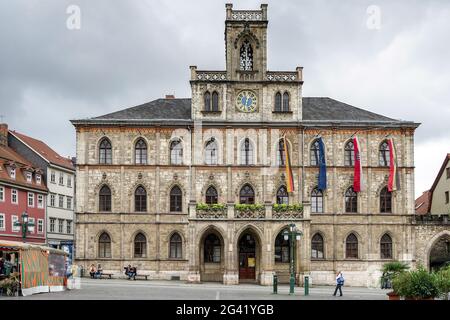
[
  {"xmin": 199, "ymin": 230, "xmax": 224, "ymax": 282},
  {"xmin": 238, "ymin": 232, "xmax": 258, "ymax": 282},
  {"xmin": 429, "ymin": 233, "xmax": 450, "ymax": 271}
]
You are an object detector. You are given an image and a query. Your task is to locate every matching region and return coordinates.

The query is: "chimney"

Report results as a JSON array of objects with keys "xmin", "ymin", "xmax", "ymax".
[
  {"xmin": 165, "ymin": 94, "xmax": 175, "ymax": 99},
  {"xmin": 0, "ymin": 123, "xmax": 8, "ymax": 147}
]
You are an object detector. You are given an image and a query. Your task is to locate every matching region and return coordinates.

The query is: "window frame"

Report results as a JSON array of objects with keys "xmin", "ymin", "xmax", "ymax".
[
  {"xmin": 380, "ymin": 234, "xmax": 393, "ymax": 259},
  {"xmin": 344, "ymin": 140, "xmax": 355, "ymax": 167},
  {"xmin": 58, "ymin": 195, "xmax": 64, "ymax": 208},
  {"xmin": 311, "ymin": 188, "xmax": 324, "ymax": 213},
  {"xmin": 28, "ymin": 217, "xmax": 35, "ymax": 233},
  {"xmin": 276, "ymin": 186, "xmax": 289, "ymax": 205},
  {"xmin": 204, "ymin": 233, "xmax": 221, "ymax": 263},
  {"xmin": 282, "ymin": 92, "xmax": 290, "ymax": 112},
  {"xmin": 0, "ymin": 186, "xmax": 4, "ymax": 202},
  {"xmin": 12, "ymin": 215, "xmax": 19, "ymax": 232},
  {"xmin": 169, "ymin": 233, "xmax": 183, "ymax": 259},
  {"xmin": 380, "ymin": 187, "xmax": 392, "ymax": 213},
  {"xmin": 379, "ymin": 141, "xmax": 390, "ymax": 167},
  {"xmin": 205, "ymin": 186, "xmax": 218, "ymax": 205},
  {"xmin": 50, "ymin": 218, "xmax": 56, "ymax": 233},
  {"xmin": 28, "ymin": 192, "xmax": 35, "ymax": 207},
  {"xmin": 239, "ymin": 184, "xmax": 255, "ymax": 204},
  {"xmin": 345, "ymin": 234, "xmax": 359, "ymax": 259},
  {"xmin": 170, "ymin": 139, "xmax": 183, "ymax": 165},
  {"xmin": 10, "ymin": 168, "xmax": 16, "ymax": 179},
  {"xmin": 134, "ymin": 233, "xmax": 147, "ymax": 258},
  {"xmin": 311, "ymin": 233, "xmax": 325, "ymax": 259},
  {"xmin": 11, "ymin": 189, "xmax": 18, "ymax": 204},
  {"xmin": 26, "ymin": 171, "xmax": 32, "ymax": 183},
  {"xmin": 0, "ymin": 213, "xmax": 5, "ymax": 231},
  {"xmin": 275, "ymin": 229, "xmax": 291, "ymax": 263},
  {"xmin": 134, "ymin": 186, "xmax": 147, "ymax": 212},
  {"xmin": 274, "ymin": 92, "xmax": 282, "ymax": 112},
  {"xmin": 99, "ymin": 138, "xmax": 112, "ymax": 164},
  {"xmin": 134, "ymin": 138, "xmax": 148, "ymax": 165},
  {"xmin": 345, "ymin": 187, "xmax": 358, "ymax": 213},
  {"xmin": 37, "ymin": 219, "xmax": 44, "ymax": 234},
  {"xmin": 37, "ymin": 194, "xmax": 44, "ymax": 209},
  {"xmin": 58, "ymin": 219, "xmax": 64, "ymax": 233},
  {"xmin": 50, "ymin": 194, "xmax": 55, "ymax": 207},
  {"xmin": 99, "ymin": 185, "xmax": 112, "ymax": 212},
  {"xmin": 240, "ymin": 138, "xmax": 254, "ymax": 165},
  {"xmin": 66, "ymin": 220, "xmax": 72, "ymax": 234},
  {"xmin": 310, "ymin": 139, "xmax": 320, "ymax": 166},
  {"xmin": 98, "ymin": 233, "xmax": 112, "ymax": 258},
  {"xmin": 205, "ymin": 139, "xmax": 218, "ymax": 165},
  {"xmin": 170, "ymin": 186, "xmax": 182, "ymax": 212}
]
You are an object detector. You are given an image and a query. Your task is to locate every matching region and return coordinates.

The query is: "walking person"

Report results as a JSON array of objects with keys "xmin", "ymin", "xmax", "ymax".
[{"xmin": 333, "ymin": 271, "xmax": 344, "ymax": 296}]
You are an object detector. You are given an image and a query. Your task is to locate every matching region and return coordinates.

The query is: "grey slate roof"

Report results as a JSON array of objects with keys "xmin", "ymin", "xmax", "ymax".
[
  {"xmin": 93, "ymin": 98, "xmax": 191, "ymax": 120},
  {"xmin": 78, "ymin": 97, "xmax": 407, "ymax": 124},
  {"xmin": 302, "ymin": 97, "xmax": 396, "ymax": 122}
]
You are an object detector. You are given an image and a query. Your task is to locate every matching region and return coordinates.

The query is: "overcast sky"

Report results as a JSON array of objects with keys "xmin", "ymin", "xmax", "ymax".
[{"xmin": 1, "ymin": 0, "xmax": 449, "ymax": 197}]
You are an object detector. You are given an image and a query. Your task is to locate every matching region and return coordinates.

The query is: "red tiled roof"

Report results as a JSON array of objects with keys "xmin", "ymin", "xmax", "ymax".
[
  {"xmin": 10, "ymin": 131, "xmax": 74, "ymax": 171},
  {"xmin": 0, "ymin": 146, "xmax": 48, "ymax": 192},
  {"xmin": 415, "ymin": 190, "xmax": 431, "ymax": 215}
]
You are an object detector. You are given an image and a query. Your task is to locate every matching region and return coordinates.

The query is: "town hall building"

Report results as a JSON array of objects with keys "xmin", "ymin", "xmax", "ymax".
[{"xmin": 71, "ymin": 4, "xmax": 421, "ymax": 287}]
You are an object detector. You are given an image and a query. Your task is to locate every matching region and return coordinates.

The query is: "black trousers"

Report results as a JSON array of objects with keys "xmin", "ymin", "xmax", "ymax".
[{"xmin": 333, "ymin": 284, "xmax": 343, "ymax": 296}]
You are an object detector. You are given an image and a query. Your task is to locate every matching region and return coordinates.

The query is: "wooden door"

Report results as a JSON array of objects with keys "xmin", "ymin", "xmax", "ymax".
[{"xmin": 239, "ymin": 233, "xmax": 256, "ymax": 280}]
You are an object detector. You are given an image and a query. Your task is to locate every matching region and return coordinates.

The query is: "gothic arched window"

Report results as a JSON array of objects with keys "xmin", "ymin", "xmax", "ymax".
[
  {"xmin": 275, "ymin": 92, "xmax": 282, "ymax": 111},
  {"xmin": 240, "ymin": 138, "xmax": 254, "ymax": 165},
  {"xmin": 205, "ymin": 139, "xmax": 218, "ymax": 165},
  {"xmin": 311, "ymin": 188, "xmax": 323, "ymax": 213},
  {"xmin": 170, "ymin": 233, "xmax": 182, "ymax": 259},
  {"xmin": 344, "ymin": 140, "xmax": 355, "ymax": 167},
  {"xmin": 379, "ymin": 141, "xmax": 390, "ymax": 167},
  {"xmin": 311, "ymin": 233, "xmax": 324, "ymax": 259},
  {"xmin": 135, "ymin": 139, "xmax": 147, "ymax": 165},
  {"xmin": 170, "ymin": 140, "xmax": 183, "ymax": 165},
  {"xmin": 204, "ymin": 91, "xmax": 211, "ymax": 111},
  {"xmin": 134, "ymin": 233, "xmax": 147, "ymax": 258},
  {"xmin": 99, "ymin": 138, "xmax": 112, "ymax": 164},
  {"xmin": 204, "ymin": 234, "xmax": 221, "ymax": 263},
  {"xmin": 98, "ymin": 232, "xmax": 111, "ymax": 258},
  {"xmin": 276, "ymin": 186, "xmax": 289, "ymax": 204},
  {"xmin": 282, "ymin": 92, "xmax": 290, "ymax": 112},
  {"xmin": 205, "ymin": 186, "xmax": 218, "ymax": 205},
  {"xmin": 239, "ymin": 184, "xmax": 255, "ymax": 204},
  {"xmin": 170, "ymin": 186, "xmax": 182, "ymax": 212},
  {"xmin": 240, "ymin": 40, "xmax": 253, "ymax": 71},
  {"xmin": 99, "ymin": 185, "xmax": 111, "ymax": 212},
  {"xmin": 310, "ymin": 139, "xmax": 320, "ymax": 166},
  {"xmin": 380, "ymin": 234, "xmax": 393, "ymax": 259},
  {"xmin": 345, "ymin": 187, "xmax": 358, "ymax": 213},
  {"xmin": 212, "ymin": 91, "xmax": 219, "ymax": 111},
  {"xmin": 380, "ymin": 187, "xmax": 392, "ymax": 213},
  {"xmin": 275, "ymin": 229, "xmax": 291, "ymax": 263},
  {"xmin": 346, "ymin": 233, "xmax": 358, "ymax": 259},
  {"xmin": 134, "ymin": 186, "xmax": 147, "ymax": 212}
]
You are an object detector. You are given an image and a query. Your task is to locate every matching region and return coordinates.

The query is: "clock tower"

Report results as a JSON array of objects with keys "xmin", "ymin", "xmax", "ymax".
[{"xmin": 190, "ymin": 3, "xmax": 303, "ymax": 122}]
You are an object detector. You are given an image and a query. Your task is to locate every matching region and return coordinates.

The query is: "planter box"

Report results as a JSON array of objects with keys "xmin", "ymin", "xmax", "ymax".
[{"xmin": 387, "ymin": 292, "xmax": 400, "ymax": 300}]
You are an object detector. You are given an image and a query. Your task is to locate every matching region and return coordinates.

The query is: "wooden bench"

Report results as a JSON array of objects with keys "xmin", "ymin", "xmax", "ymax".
[
  {"xmin": 98, "ymin": 273, "xmax": 113, "ymax": 279},
  {"xmin": 132, "ymin": 274, "xmax": 149, "ymax": 281}
]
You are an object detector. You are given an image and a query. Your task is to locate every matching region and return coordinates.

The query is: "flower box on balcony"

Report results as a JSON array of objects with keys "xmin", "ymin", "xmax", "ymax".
[
  {"xmin": 272, "ymin": 204, "xmax": 303, "ymax": 219},
  {"xmin": 234, "ymin": 204, "xmax": 265, "ymax": 219},
  {"xmin": 196, "ymin": 203, "xmax": 227, "ymax": 219}
]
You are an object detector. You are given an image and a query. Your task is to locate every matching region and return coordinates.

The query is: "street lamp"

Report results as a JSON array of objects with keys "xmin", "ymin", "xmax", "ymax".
[
  {"xmin": 283, "ymin": 223, "xmax": 302, "ymax": 295},
  {"xmin": 13, "ymin": 211, "xmax": 35, "ymax": 242}
]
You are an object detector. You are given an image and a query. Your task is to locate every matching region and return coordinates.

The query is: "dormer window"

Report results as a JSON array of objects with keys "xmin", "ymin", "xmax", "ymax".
[
  {"xmin": 26, "ymin": 172, "xmax": 32, "ymax": 183},
  {"xmin": 36, "ymin": 174, "xmax": 41, "ymax": 185},
  {"xmin": 10, "ymin": 168, "xmax": 16, "ymax": 179}
]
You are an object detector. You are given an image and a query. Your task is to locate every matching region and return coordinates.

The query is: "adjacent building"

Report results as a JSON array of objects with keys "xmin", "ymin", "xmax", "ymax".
[
  {"xmin": 0, "ymin": 124, "xmax": 47, "ymax": 244},
  {"xmin": 8, "ymin": 130, "xmax": 75, "ymax": 256},
  {"xmin": 71, "ymin": 4, "xmax": 422, "ymax": 287}
]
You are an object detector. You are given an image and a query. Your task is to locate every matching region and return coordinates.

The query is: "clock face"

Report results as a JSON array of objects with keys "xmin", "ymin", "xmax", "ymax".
[{"xmin": 236, "ymin": 90, "xmax": 258, "ymax": 113}]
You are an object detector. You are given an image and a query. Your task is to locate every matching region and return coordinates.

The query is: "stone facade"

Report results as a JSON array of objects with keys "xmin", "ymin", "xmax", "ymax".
[{"xmin": 72, "ymin": 4, "xmax": 427, "ymax": 287}]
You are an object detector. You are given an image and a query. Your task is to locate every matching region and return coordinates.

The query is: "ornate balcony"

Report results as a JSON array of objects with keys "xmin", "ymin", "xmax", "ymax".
[
  {"xmin": 195, "ymin": 203, "xmax": 227, "ymax": 219},
  {"xmin": 272, "ymin": 204, "xmax": 304, "ymax": 219},
  {"xmin": 234, "ymin": 204, "xmax": 265, "ymax": 219}
]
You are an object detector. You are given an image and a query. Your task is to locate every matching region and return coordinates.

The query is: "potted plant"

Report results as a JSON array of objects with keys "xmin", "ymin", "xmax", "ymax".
[
  {"xmin": 381, "ymin": 261, "xmax": 409, "ymax": 300},
  {"xmin": 393, "ymin": 267, "xmax": 440, "ymax": 300}
]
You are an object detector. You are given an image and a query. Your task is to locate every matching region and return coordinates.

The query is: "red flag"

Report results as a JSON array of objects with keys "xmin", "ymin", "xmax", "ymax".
[
  {"xmin": 388, "ymin": 138, "xmax": 400, "ymax": 191},
  {"xmin": 353, "ymin": 136, "xmax": 362, "ymax": 192}
]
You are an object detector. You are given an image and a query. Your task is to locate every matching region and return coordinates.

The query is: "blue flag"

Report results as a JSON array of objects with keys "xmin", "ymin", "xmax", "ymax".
[{"xmin": 318, "ymin": 137, "xmax": 327, "ymax": 191}]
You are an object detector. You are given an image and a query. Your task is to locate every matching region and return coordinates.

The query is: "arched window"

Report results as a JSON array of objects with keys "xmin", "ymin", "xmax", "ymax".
[
  {"xmin": 275, "ymin": 229, "xmax": 291, "ymax": 263},
  {"xmin": 99, "ymin": 138, "xmax": 112, "ymax": 164},
  {"xmin": 277, "ymin": 139, "xmax": 286, "ymax": 166},
  {"xmin": 239, "ymin": 39, "xmax": 253, "ymax": 71},
  {"xmin": 134, "ymin": 186, "xmax": 147, "ymax": 212},
  {"xmin": 212, "ymin": 91, "xmax": 219, "ymax": 111},
  {"xmin": 346, "ymin": 233, "xmax": 358, "ymax": 259},
  {"xmin": 282, "ymin": 92, "xmax": 289, "ymax": 112},
  {"xmin": 311, "ymin": 188, "xmax": 323, "ymax": 213},
  {"xmin": 204, "ymin": 233, "xmax": 221, "ymax": 263},
  {"xmin": 170, "ymin": 186, "xmax": 182, "ymax": 212},
  {"xmin": 98, "ymin": 232, "xmax": 111, "ymax": 258},
  {"xmin": 99, "ymin": 185, "xmax": 111, "ymax": 212},
  {"xmin": 170, "ymin": 140, "xmax": 183, "ymax": 165},
  {"xmin": 345, "ymin": 187, "xmax": 357, "ymax": 213},
  {"xmin": 344, "ymin": 140, "xmax": 355, "ymax": 167},
  {"xmin": 205, "ymin": 186, "xmax": 218, "ymax": 205},
  {"xmin": 204, "ymin": 91, "xmax": 211, "ymax": 111},
  {"xmin": 170, "ymin": 233, "xmax": 182, "ymax": 259},
  {"xmin": 310, "ymin": 139, "xmax": 320, "ymax": 166},
  {"xmin": 135, "ymin": 139, "xmax": 147, "ymax": 165},
  {"xmin": 240, "ymin": 138, "xmax": 254, "ymax": 165},
  {"xmin": 134, "ymin": 233, "xmax": 146, "ymax": 258},
  {"xmin": 239, "ymin": 184, "xmax": 255, "ymax": 204},
  {"xmin": 380, "ymin": 234, "xmax": 393, "ymax": 259},
  {"xmin": 380, "ymin": 187, "xmax": 392, "ymax": 213},
  {"xmin": 379, "ymin": 141, "xmax": 390, "ymax": 167},
  {"xmin": 275, "ymin": 92, "xmax": 282, "ymax": 112},
  {"xmin": 205, "ymin": 139, "xmax": 218, "ymax": 165},
  {"xmin": 276, "ymin": 186, "xmax": 289, "ymax": 204},
  {"xmin": 311, "ymin": 233, "xmax": 324, "ymax": 259}
]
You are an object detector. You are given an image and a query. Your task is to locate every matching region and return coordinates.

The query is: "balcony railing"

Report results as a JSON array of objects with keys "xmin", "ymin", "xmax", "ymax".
[
  {"xmin": 234, "ymin": 204, "xmax": 266, "ymax": 219},
  {"xmin": 414, "ymin": 214, "xmax": 450, "ymax": 225}
]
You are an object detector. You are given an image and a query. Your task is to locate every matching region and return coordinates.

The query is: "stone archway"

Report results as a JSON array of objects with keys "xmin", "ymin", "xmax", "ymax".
[
  {"xmin": 237, "ymin": 228, "xmax": 262, "ymax": 283},
  {"xmin": 199, "ymin": 229, "xmax": 225, "ymax": 282},
  {"xmin": 429, "ymin": 233, "xmax": 450, "ymax": 272}
]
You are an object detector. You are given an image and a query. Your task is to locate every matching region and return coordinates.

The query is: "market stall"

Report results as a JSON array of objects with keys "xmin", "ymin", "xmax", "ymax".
[{"xmin": 0, "ymin": 240, "xmax": 68, "ymax": 296}]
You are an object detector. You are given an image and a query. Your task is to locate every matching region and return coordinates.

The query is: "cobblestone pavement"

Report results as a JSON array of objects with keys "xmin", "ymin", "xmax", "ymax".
[{"xmin": 1, "ymin": 278, "xmax": 389, "ymax": 300}]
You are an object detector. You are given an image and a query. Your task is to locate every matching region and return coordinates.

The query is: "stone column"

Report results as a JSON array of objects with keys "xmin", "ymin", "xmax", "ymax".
[
  {"xmin": 260, "ymin": 224, "xmax": 274, "ymax": 286},
  {"xmin": 187, "ymin": 224, "xmax": 201, "ymax": 283},
  {"xmin": 223, "ymin": 223, "xmax": 238, "ymax": 285}
]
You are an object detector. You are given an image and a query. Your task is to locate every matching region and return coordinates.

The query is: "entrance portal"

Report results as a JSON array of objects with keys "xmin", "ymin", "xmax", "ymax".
[
  {"xmin": 239, "ymin": 233, "xmax": 256, "ymax": 280},
  {"xmin": 429, "ymin": 234, "xmax": 450, "ymax": 271}
]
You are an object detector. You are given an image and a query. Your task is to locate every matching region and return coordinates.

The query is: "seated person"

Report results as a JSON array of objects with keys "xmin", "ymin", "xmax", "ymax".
[
  {"xmin": 130, "ymin": 266, "xmax": 137, "ymax": 280},
  {"xmin": 89, "ymin": 264, "xmax": 96, "ymax": 279},
  {"xmin": 124, "ymin": 265, "xmax": 133, "ymax": 279},
  {"xmin": 95, "ymin": 264, "xmax": 103, "ymax": 278}
]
